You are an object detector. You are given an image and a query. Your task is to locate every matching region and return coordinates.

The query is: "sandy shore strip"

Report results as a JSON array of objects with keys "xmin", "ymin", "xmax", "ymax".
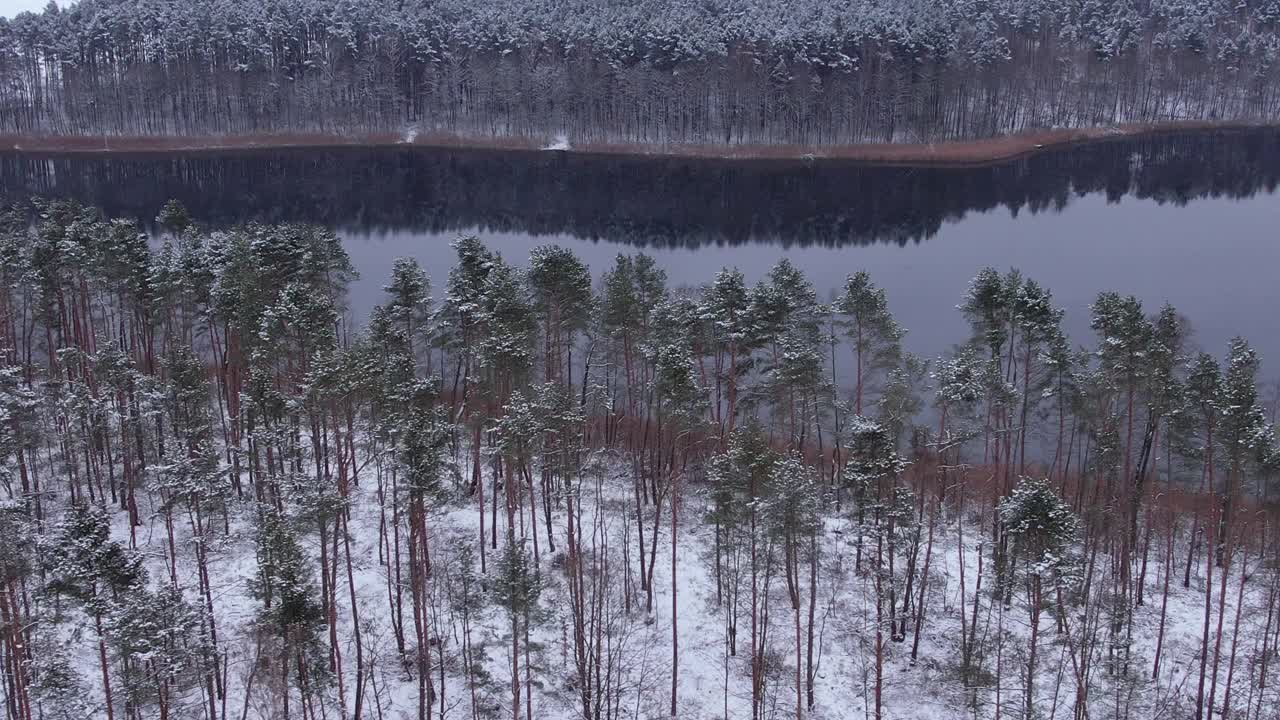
[{"xmin": 1, "ymin": 121, "xmax": 1274, "ymax": 166}]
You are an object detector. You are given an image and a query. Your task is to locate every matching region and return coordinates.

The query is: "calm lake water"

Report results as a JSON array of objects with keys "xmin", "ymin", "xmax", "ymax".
[{"xmin": 3, "ymin": 130, "xmax": 1279, "ymax": 374}]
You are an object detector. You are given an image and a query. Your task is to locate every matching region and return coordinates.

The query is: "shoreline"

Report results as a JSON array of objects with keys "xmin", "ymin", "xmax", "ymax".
[{"xmin": 1, "ymin": 121, "xmax": 1274, "ymax": 166}]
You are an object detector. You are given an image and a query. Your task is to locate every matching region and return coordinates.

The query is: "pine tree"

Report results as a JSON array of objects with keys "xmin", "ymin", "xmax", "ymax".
[
  {"xmin": 491, "ymin": 538, "xmax": 541, "ymax": 720},
  {"xmin": 844, "ymin": 418, "xmax": 908, "ymax": 527},
  {"xmin": 835, "ymin": 271, "xmax": 903, "ymax": 416},
  {"xmin": 446, "ymin": 541, "xmax": 489, "ymax": 720},
  {"xmin": 701, "ymin": 268, "xmax": 756, "ymax": 435},
  {"xmin": 1091, "ymin": 292, "xmax": 1151, "ymax": 528},
  {"xmin": 107, "ymin": 583, "xmax": 213, "ymax": 719},
  {"xmin": 44, "ymin": 505, "xmax": 147, "ymax": 720},
  {"xmin": 91, "ymin": 341, "xmax": 150, "ymax": 540},
  {"xmin": 842, "ymin": 416, "xmax": 907, "ymax": 720},
  {"xmin": 877, "ymin": 352, "xmax": 928, "ymax": 453},
  {"xmin": 1130, "ymin": 305, "xmax": 1185, "ymax": 604},
  {"xmin": 155, "ymin": 200, "xmax": 192, "ymax": 234},
  {"xmin": 25, "ymin": 636, "xmax": 93, "ymax": 720},
  {"xmin": 527, "ymin": 245, "xmax": 593, "ymax": 387},
  {"xmin": 933, "ymin": 346, "xmax": 987, "ymax": 446},
  {"xmin": 928, "ymin": 346, "xmax": 987, "ymax": 671},
  {"xmin": 353, "ymin": 295, "xmax": 446, "ymax": 718},
  {"xmin": 250, "ymin": 505, "xmax": 328, "ymax": 720},
  {"xmin": 704, "ymin": 423, "xmax": 778, "ymax": 719},
  {"xmin": 1010, "ymin": 277, "xmax": 1063, "ymax": 474},
  {"xmin": 959, "ymin": 267, "xmax": 1015, "ymax": 362},
  {"xmin": 0, "ymin": 500, "xmax": 35, "ymax": 720},
  {"xmin": 1215, "ymin": 338, "xmax": 1269, "ymax": 561},
  {"xmin": 647, "ymin": 294, "xmax": 709, "ymax": 716},
  {"xmin": 751, "ymin": 261, "xmax": 821, "ymax": 446},
  {"xmin": 600, "ymin": 253, "xmax": 667, "ymax": 444},
  {"xmin": 959, "ymin": 268, "xmax": 1022, "ymax": 503},
  {"xmin": 382, "ymin": 257, "xmax": 434, "ymax": 370},
  {"xmin": 999, "ymin": 477, "xmax": 1080, "ymax": 720},
  {"xmin": 765, "ymin": 453, "xmax": 822, "ymax": 719},
  {"xmin": 719, "ymin": 423, "xmax": 779, "ymax": 718},
  {"xmin": 0, "ymin": 362, "xmax": 37, "ymax": 512}
]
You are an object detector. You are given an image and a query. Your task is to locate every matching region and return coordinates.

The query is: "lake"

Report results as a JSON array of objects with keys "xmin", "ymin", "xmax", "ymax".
[{"xmin": 3, "ymin": 129, "xmax": 1279, "ymax": 375}]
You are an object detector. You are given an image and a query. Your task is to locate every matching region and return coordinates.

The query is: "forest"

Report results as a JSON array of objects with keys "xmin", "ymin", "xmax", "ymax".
[
  {"xmin": 0, "ymin": 198, "xmax": 1278, "ymax": 720},
  {"xmin": 3, "ymin": 0, "xmax": 1280, "ymax": 143}
]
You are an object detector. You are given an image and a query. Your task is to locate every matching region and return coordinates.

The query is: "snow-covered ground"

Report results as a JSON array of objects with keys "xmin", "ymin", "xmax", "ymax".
[{"xmin": 67, "ymin": 452, "xmax": 1277, "ymax": 720}]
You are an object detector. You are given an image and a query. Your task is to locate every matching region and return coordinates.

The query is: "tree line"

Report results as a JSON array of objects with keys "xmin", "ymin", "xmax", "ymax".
[
  {"xmin": 0, "ymin": 199, "xmax": 1278, "ymax": 720},
  {"xmin": 3, "ymin": 0, "xmax": 1280, "ymax": 142}
]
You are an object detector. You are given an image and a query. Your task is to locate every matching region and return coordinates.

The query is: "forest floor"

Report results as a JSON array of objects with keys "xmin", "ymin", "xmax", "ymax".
[
  {"xmin": 2, "ymin": 120, "xmax": 1276, "ymax": 166},
  {"xmin": 70, "ymin": 450, "xmax": 1274, "ymax": 720}
]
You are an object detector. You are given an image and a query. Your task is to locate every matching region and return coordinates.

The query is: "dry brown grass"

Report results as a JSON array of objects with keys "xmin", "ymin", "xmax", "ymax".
[{"xmin": 2, "ymin": 120, "xmax": 1274, "ymax": 167}]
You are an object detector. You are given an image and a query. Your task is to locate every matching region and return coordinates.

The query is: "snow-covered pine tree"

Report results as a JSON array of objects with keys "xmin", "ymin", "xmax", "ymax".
[
  {"xmin": 1010, "ymin": 277, "xmax": 1064, "ymax": 475},
  {"xmin": 0, "ymin": 499, "xmax": 34, "ymax": 719},
  {"xmin": 382, "ymin": 257, "xmax": 435, "ymax": 372},
  {"xmin": 0, "ymin": 362, "xmax": 37, "ymax": 515},
  {"xmin": 106, "ymin": 583, "xmax": 213, "ymax": 719},
  {"xmin": 528, "ymin": 245, "xmax": 593, "ymax": 388},
  {"xmin": 1130, "ymin": 305, "xmax": 1186, "ymax": 605},
  {"xmin": 43, "ymin": 505, "xmax": 147, "ymax": 720},
  {"xmin": 835, "ymin": 271, "xmax": 903, "ymax": 416},
  {"xmin": 250, "ymin": 504, "xmax": 328, "ymax": 720},
  {"xmin": 998, "ymin": 476, "xmax": 1080, "ymax": 720},
  {"xmin": 491, "ymin": 538, "xmax": 541, "ymax": 720},
  {"xmin": 764, "ymin": 453, "xmax": 822, "ymax": 717},
  {"xmin": 841, "ymin": 416, "xmax": 907, "ymax": 720},
  {"xmin": 701, "ymin": 268, "xmax": 756, "ymax": 436},
  {"xmin": 1216, "ymin": 338, "xmax": 1270, "ymax": 551},
  {"xmin": 704, "ymin": 423, "xmax": 778, "ymax": 718}
]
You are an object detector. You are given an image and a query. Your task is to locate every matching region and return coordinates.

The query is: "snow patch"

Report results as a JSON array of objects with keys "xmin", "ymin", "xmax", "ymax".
[{"xmin": 542, "ymin": 133, "xmax": 571, "ymax": 151}]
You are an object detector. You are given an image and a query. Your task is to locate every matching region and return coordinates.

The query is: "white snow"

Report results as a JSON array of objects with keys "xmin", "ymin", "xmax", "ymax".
[
  {"xmin": 58, "ymin": 453, "xmax": 1277, "ymax": 720},
  {"xmin": 543, "ymin": 134, "xmax": 572, "ymax": 151}
]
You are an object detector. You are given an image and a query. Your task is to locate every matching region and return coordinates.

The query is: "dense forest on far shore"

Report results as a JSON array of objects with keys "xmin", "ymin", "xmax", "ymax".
[{"xmin": 3, "ymin": 0, "xmax": 1280, "ymax": 143}]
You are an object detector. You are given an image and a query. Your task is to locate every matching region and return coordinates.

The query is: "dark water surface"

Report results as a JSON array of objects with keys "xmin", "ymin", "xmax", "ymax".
[{"xmin": 3, "ymin": 129, "xmax": 1279, "ymax": 370}]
